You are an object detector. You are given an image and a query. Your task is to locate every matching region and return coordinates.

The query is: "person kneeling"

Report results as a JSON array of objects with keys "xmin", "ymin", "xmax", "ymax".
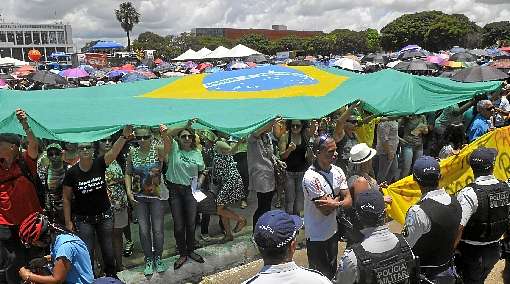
[{"xmin": 18, "ymin": 212, "xmax": 94, "ymax": 284}]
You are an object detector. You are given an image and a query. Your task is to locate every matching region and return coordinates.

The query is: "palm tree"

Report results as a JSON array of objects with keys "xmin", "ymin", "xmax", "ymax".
[{"xmin": 114, "ymin": 2, "xmax": 140, "ymax": 51}]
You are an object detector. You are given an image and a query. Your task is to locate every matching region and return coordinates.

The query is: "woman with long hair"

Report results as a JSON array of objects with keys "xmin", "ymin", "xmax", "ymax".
[{"xmin": 18, "ymin": 212, "xmax": 94, "ymax": 284}]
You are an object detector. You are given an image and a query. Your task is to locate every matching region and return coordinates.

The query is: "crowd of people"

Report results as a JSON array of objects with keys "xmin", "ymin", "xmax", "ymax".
[{"xmin": 0, "ymin": 80, "xmax": 509, "ymax": 284}]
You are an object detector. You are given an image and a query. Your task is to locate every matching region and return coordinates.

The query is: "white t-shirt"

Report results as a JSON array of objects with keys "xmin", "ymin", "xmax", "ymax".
[{"xmin": 302, "ymin": 164, "xmax": 348, "ymax": 241}]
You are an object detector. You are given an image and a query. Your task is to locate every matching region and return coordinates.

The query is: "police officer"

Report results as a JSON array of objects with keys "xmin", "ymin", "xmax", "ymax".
[
  {"xmin": 455, "ymin": 147, "xmax": 510, "ymax": 284},
  {"xmin": 402, "ymin": 156, "xmax": 461, "ymax": 283},
  {"xmin": 243, "ymin": 210, "xmax": 331, "ymax": 284},
  {"xmin": 335, "ymin": 189, "xmax": 416, "ymax": 284}
]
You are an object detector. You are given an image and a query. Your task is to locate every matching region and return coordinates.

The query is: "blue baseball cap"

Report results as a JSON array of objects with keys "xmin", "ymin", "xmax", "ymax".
[
  {"xmin": 413, "ymin": 155, "xmax": 440, "ymax": 185},
  {"xmin": 355, "ymin": 190, "xmax": 386, "ymax": 221},
  {"xmin": 254, "ymin": 210, "xmax": 303, "ymax": 249},
  {"xmin": 469, "ymin": 147, "xmax": 497, "ymax": 171}
]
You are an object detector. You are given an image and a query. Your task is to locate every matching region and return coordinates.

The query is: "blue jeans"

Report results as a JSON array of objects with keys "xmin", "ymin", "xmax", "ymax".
[
  {"xmin": 400, "ymin": 145, "xmax": 423, "ymax": 179},
  {"xmin": 168, "ymin": 183, "xmax": 197, "ymax": 256},
  {"xmin": 376, "ymin": 153, "xmax": 399, "ymax": 184},
  {"xmin": 76, "ymin": 216, "xmax": 116, "ymax": 277},
  {"xmin": 285, "ymin": 171, "xmax": 304, "ymax": 215},
  {"xmin": 135, "ymin": 196, "xmax": 165, "ymax": 259}
]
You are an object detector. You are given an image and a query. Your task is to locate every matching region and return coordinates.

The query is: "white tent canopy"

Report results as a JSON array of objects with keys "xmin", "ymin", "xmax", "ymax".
[
  {"xmin": 203, "ymin": 46, "xmax": 230, "ymax": 59},
  {"xmin": 188, "ymin": 47, "xmax": 212, "ymax": 60},
  {"xmin": 227, "ymin": 44, "xmax": 261, "ymax": 58},
  {"xmin": 173, "ymin": 49, "xmax": 197, "ymax": 61},
  {"xmin": 0, "ymin": 57, "xmax": 29, "ymax": 66}
]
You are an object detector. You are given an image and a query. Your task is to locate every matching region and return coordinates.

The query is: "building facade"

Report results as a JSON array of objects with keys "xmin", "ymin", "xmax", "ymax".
[
  {"xmin": 0, "ymin": 23, "xmax": 73, "ymax": 61},
  {"xmin": 191, "ymin": 25, "xmax": 322, "ymax": 41}
]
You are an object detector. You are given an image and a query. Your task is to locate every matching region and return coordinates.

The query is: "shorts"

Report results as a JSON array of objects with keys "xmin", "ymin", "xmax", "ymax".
[{"xmin": 113, "ymin": 207, "xmax": 128, "ymax": 229}]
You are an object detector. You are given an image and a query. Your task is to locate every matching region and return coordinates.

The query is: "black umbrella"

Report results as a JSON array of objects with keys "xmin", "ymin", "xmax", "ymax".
[
  {"xmin": 451, "ymin": 66, "xmax": 509, "ymax": 82},
  {"xmin": 361, "ymin": 53, "xmax": 389, "ymax": 64},
  {"xmin": 449, "ymin": 52, "xmax": 477, "ymax": 62},
  {"xmin": 27, "ymin": 71, "xmax": 67, "ymax": 85},
  {"xmin": 393, "ymin": 59, "xmax": 438, "ymax": 71},
  {"xmin": 397, "ymin": 50, "xmax": 428, "ymax": 60}
]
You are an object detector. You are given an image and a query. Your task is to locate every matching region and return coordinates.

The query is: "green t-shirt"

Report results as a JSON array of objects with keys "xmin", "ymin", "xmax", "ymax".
[{"xmin": 165, "ymin": 139, "xmax": 205, "ymax": 186}]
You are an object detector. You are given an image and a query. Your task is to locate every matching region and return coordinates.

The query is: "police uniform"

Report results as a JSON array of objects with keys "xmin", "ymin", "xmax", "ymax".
[
  {"xmin": 335, "ymin": 225, "xmax": 415, "ymax": 284},
  {"xmin": 457, "ymin": 174, "xmax": 510, "ymax": 282},
  {"xmin": 242, "ymin": 262, "xmax": 332, "ymax": 284}
]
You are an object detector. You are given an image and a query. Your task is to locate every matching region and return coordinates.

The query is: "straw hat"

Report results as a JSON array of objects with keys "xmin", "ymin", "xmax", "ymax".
[{"xmin": 349, "ymin": 143, "xmax": 377, "ymax": 164}]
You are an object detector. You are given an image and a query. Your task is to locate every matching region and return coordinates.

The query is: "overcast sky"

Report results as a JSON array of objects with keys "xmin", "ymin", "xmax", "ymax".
[{"xmin": 3, "ymin": 0, "xmax": 510, "ymax": 49}]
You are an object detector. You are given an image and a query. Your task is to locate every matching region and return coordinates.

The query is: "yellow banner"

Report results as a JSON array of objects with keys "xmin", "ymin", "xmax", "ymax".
[{"xmin": 383, "ymin": 126, "xmax": 510, "ymax": 224}]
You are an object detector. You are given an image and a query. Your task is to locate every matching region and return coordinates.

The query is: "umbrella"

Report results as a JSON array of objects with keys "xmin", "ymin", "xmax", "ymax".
[
  {"xmin": 342, "ymin": 54, "xmax": 360, "ymax": 62},
  {"xmin": 135, "ymin": 71, "xmax": 157, "ymax": 79},
  {"xmin": 107, "ymin": 70, "xmax": 128, "ymax": 78},
  {"xmin": 183, "ymin": 61, "xmax": 197, "ymax": 69},
  {"xmin": 361, "ymin": 53, "xmax": 389, "ymax": 64},
  {"xmin": 153, "ymin": 63, "xmax": 173, "ymax": 73},
  {"xmin": 442, "ymin": 61, "xmax": 478, "ymax": 68},
  {"xmin": 246, "ymin": 54, "xmax": 269, "ymax": 64},
  {"xmin": 398, "ymin": 50, "xmax": 428, "ymax": 60},
  {"xmin": 246, "ymin": 62, "xmax": 257, "ymax": 67},
  {"xmin": 92, "ymin": 70, "xmax": 107, "ymax": 79},
  {"xmin": 120, "ymin": 72, "xmax": 148, "ymax": 83},
  {"xmin": 449, "ymin": 52, "xmax": 477, "ymax": 62},
  {"xmin": 59, "ymin": 68, "xmax": 89, "ymax": 79},
  {"xmin": 331, "ymin": 58, "xmax": 363, "ymax": 71},
  {"xmin": 393, "ymin": 59, "xmax": 438, "ymax": 71},
  {"xmin": 501, "ymin": 47, "xmax": 510, "ymax": 52},
  {"xmin": 400, "ymin": 45, "xmax": 422, "ymax": 52},
  {"xmin": 204, "ymin": 67, "xmax": 223, "ymax": 73},
  {"xmin": 120, "ymin": 64, "xmax": 135, "ymax": 71},
  {"xmin": 426, "ymin": 55, "xmax": 446, "ymax": 65},
  {"xmin": 91, "ymin": 41, "xmax": 123, "ymax": 49},
  {"xmin": 0, "ymin": 79, "xmax": 7, "ymax": 89},
  {"xmin": 27, "ymin": 71, "xmax": 67, "ymax": 85},
  {"xmin": 197, "ymin": 63, "xmax": 213, "ymax": 72},
  {"xmin": 439, "ymin": 71, "xmax": 455, "ymax": 78},
  {"xmin": 227, "ymin": 62, "xmax": 249, "ymax": 70},
  {"xmin": 13, "ymin": 65, "xmax": 36, "ymax": 77},
  {"xmin": 304, "ymin": 56, "xmax": 317, "ymax": 62},
  {"xmin": 451, "ymin": 66, "xmax": 509, "ymax": 82},
  {"xmin": 450, "ymin": 46, "xmax": 467, "ymax": 53},
  {"xmin": 154, "ymin": 58, "xmax": 164, "ymax": 65},
  {"xmin": 386, "ymin": 60, "xmax": 401, "ymax": 68},
  {"xmin": 470, "ymin": 49, "xmax": 489, "ymax": 57},
  {"xmin": 490, "ymin": 59, "xmax": 510, "ymax": 70}
]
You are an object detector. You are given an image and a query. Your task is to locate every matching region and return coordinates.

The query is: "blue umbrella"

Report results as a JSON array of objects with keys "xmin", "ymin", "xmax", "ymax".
[
  {"xmin": 450, "ymin": 46, "xmax": 466, "ymax": 53},
  {"xmin": 91, "ymin": 41, "xmax": 124, "ymax": 49},
  {"xmin": 107, "ymin": 70, "xmax": 127, "ymax": 78},
  {"xmin": 120, "ymin": 72, "xmax": 148, "ymax": 82}
]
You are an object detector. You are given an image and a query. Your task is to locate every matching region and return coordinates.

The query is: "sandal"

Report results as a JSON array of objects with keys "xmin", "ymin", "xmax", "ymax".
[
  {"xmin": 233, "ymin": 218, "xmax": 247, "ymax": 233},
  {"xmin": 189, "ymin": 251, "xmax": 205, "ymax": 263},
  {"xmin": 173, "ymin": 255, "xmax": 188, "ymax": 270}
]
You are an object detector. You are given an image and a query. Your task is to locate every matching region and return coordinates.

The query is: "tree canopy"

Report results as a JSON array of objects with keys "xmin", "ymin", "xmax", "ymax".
[
  {"xmin": 482, "ymin": 21, "xmax": 510, "ymax": 47},
  {"xmin": 114, "ymin": 2, "xmax": 141, "ymax": 51}
]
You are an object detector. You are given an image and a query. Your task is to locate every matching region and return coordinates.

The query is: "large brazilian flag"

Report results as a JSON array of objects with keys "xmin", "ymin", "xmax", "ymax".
[{"xmin": 0, "ymin": 65, "xmax": 501, "ymax": 142}]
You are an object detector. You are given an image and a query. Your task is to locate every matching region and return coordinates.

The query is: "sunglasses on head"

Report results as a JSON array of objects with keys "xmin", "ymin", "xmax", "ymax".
[
  {"xmin": 136, "ymin": 135, "xmax": 151, "ymax": 140},
  {"xmin": 317, "ymin": 134, "xmax": 331, "ymax": 148},
  {"xmin": 180, "ymin": 134, "xmax": 193, "ymax": 140}
]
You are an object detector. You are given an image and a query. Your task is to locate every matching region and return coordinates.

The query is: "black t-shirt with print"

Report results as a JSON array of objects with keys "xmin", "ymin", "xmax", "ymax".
[{"xmin": 63, "ymin": 156, "xmax": 110, "ymax": 216}]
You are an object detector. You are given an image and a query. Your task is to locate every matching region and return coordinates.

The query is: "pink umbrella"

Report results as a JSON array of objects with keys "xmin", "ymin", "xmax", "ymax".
[
  {"xmin": 426, "ymin": 56, "xmax": 445, "ymax": 65},
  {"xmin": 59, "ymin": 68, "xmax": 89, "ymax": 78},
  {"xmin": 0, "ymin": 79, "xmax": 7, "ymax": 88}
]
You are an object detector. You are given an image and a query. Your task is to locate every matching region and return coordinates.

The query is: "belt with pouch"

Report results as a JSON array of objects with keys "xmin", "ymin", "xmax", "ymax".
[{"xmin": 74, "ymin": 209, "xmax": 113, "ymax": 224}]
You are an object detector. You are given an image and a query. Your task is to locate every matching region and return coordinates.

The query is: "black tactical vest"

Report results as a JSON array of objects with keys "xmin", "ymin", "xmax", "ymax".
[
  {"xmin": 353, "ymin": 235, "xmax": 416, "ymax": 284},
  {"xmin": 411, "ymin": 196, "xmax": 461, "ymax": 274},
  {"xmin": 462, "ymin": 181, "xmax": 510, "ymax": 242}
]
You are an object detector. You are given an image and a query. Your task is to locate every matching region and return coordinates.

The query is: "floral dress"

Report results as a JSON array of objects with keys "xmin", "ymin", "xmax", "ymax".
[
  {"xmin": 213, "ymin": 151, "xmax": 244, "ymax": 206},
  {"xmin": 105, "ymin": 160, "xmax": 128, "ymax": 213}
]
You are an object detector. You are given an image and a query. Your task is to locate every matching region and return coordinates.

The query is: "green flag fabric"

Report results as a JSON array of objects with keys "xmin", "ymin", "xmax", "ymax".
[{"xmin": 0, "ymin": 65, "xmax": 501, "ymax": 142}]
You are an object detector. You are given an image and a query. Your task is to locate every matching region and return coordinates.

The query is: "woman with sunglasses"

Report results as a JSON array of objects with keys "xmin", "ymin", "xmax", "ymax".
[
  {"xmin": 62, "ymin": 125, "xmax": 134, "ymax": 279},
  {"xmin": 18, "ymin": 212, "xmax": 94, "ymax": 284},
  {"xmin": 333, "ymin": 101, "xmax": 361, "ymax": 178},
  {"xmin": 161, "ymin": 120, "xmax": 206, "ymax": 269},
  {"xmin": 278, "ymin": 120, "xmax": 314, "ymax": 215},
  {"xmin": 97, "ymin": 136, "xmax": 129, "ymax": 273},
  {"xmin": 125, "ymin": 127, "xmax": 169, "ymax": 276}
]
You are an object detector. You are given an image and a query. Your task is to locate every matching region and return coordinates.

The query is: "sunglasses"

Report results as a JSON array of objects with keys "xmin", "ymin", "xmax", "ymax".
[
  {"xmin": 180, "ymin": 134, "xmax": 193, "ymax": 140},
  {"xmin": 136, "ymin": 135, "xmax": 151, "ymax": 140},
  {"xmin": 47, "ymin": 151, "xmax": 61, "ymax": 157},
  {"xmin": 291, "ymin": 124, "xmax": 302, "ymax": 128},
  {"xmin": 78, "ymin": 145, "xmax": 92, "ymax": 151}
]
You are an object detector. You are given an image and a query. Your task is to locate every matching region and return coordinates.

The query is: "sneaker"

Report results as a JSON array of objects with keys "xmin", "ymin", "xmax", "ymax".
[
  {"xmin": 240, "ymin": 200, "xmax": 248, "ymax": 209},
  {"xmin": 154, "ymin": 256, "xmax": 168, "ymax": 273},
  {"xmin": 143, "ymin": 258, "xmax": 154, "ymax": 276},
  {"xmin": 274, "ymin": 199, "xmax": 281, "ymax": 208},
  {"xmin": 123, "ymin": 240, "xmax": 134, "ymax": 257}
]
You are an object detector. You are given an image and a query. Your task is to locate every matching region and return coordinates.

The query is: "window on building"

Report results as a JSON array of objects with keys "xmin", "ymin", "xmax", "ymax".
[
  {"xmin": 41, "ymin": 32, "xmax": 48, "ymax": 44},
  {"xmin": 0, "ymin": 32, "xmax": 6, "ymax": 43},
  {"xmin": 49, "ymin": 31, "xmax": 57, "ymax": 44},
  {"xmin": 24, "ymin": 32, "xmax": 32, "ymax": 45},
  {"xmin": 7, "ymin": 32, "xmax": 15, "ymax": 43},
  {"xmin": 57, "ymin": 31, "xmax": 65, "ymax": 44},
  {"xmin": 33, "ymin": 32, "xmax": 41, "ymax": 45},
  {"xmin": 12, "ymin": 48, "xmax": 22, "ymax": 60},
  {"xmin": 16, "ymin": 31, "xmax": 24, "ymax": 45}
]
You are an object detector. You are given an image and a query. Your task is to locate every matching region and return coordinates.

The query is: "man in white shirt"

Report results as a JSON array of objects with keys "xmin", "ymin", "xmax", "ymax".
[
  {"xmin": 455, "ymin": 147, "xmax": 510, "ymax": 283},
  {"xmin": 302, "ymin": 134, "xmax": 351, "ymax": 279}
]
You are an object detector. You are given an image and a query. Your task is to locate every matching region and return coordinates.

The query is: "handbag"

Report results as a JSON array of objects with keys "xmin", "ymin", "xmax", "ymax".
[{"xmin": 197, "ymin": 190, "xmax": 218, "ymax": 215}]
